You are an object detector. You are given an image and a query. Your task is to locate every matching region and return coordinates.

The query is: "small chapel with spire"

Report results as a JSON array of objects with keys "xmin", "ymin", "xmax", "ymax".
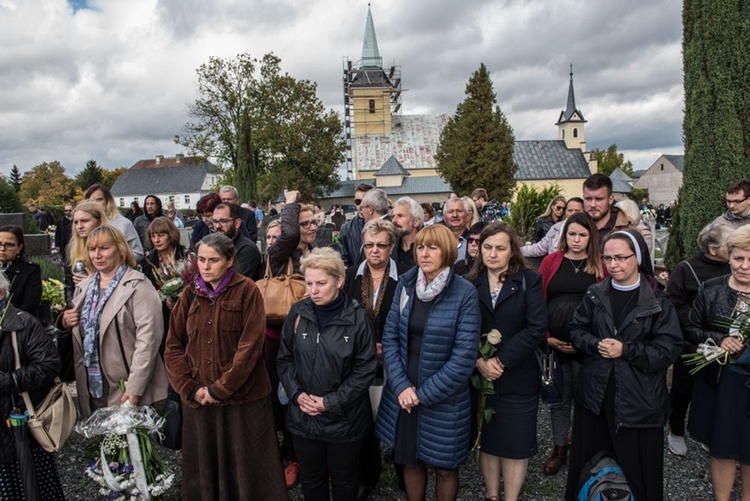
[{"xmin": 325, "ymin": 7, "xmax": 596, "ymax": 205}]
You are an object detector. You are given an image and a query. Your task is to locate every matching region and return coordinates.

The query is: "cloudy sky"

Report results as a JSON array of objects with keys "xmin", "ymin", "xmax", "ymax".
[{"xmin": 0, "ymin": 0, "xmax": 683, "ymax": 177}]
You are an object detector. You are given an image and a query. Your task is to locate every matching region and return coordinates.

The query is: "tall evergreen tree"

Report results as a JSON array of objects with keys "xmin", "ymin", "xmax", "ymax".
[
  {"xmin": 435, "ymin": 63, "xmax": 517, "ymax": 202},
  {"xmin": 9, "ymin": 165, "xmax": 21, "ymax": 192},
  {"xmin": 675, "ymin": 0, "xmax": 750, "ymax": 259},
  {"xmin": 75, "ymin": 159, "xmax": 104, "ymax": 190}
]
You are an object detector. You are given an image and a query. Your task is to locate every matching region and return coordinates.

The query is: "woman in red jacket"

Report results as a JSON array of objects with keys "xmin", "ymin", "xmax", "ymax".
[{"xmin": 537, "ymin": 212, "xmax": 604, "ymax": 476}]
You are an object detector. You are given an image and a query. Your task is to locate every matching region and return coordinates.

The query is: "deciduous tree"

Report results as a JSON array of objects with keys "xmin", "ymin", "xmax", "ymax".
[
  {"xmin": 19, "ymin": 161, "xmax": 74, "ymax": 205},
  {"xmin": 176, "ymin": 52, "xmax": 344, "ymax": 201},
  {"xmin": 590, "ymin": 144, "xmax": 634, "ymax": 177},
  {"xmin": 102, "ymin": 167, "xmax": 127, "ymax": 189},
  {"xmin": 435, "ymin": 63, "xmax": 517, "ymax": 202}
]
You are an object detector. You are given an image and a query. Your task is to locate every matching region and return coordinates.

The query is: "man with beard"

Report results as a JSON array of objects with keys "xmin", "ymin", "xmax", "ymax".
[
  {"xmin": 442, "ymin": 196, "xmax": 470, "ymax": 261},
  {"xmin": 471, "ymin": 188, "xmax": 503, "ymax": 223},
  {"xmin": 390, "ymin": 196, "xmax": 423, "ymax": 270},
  {"xmin": 134, "ymin": 195, "xmax": 163, "ymax": 250},
  {"xmin": 582, "ymin": 174, "xmax": 633, "ymax": 244},
  {"xmin": 219, "ymin": 185, "xmax": 258, "ymax": 243},
  {"xmin": 211, "ymin": 203, "xmax": 262, "ymax": 280}
]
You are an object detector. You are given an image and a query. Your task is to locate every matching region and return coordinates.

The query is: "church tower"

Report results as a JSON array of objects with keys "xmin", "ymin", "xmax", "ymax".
[
  {"xmin": 556, "ymin": 65, "xmax": 587, "ymax": 152},
  {"xmin": 343, "ymin": 6, "xmax": 401, "ymax": 178}
]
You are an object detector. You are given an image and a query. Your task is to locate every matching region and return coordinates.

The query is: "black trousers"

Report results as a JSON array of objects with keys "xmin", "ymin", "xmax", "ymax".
[
  {"xmin": 565, "ymin": 382, "xmax": 665, "ymax": 501},
  {"xmin": 292, "ymin": 434, "xmax": 363, "ymax": 501}
]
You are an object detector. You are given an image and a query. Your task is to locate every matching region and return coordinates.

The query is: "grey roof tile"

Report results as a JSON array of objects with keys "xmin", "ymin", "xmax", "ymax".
[
  {"xmin": 111, "ymin": 158, "xmax": 219, "ymax": 196},
  {"xmin": 513, "ymin": 140, "xmax": 591, "ymax": 180},
  {"xmin": 375, "ymin": 155, "xmax": 410, "ymax": 176}
]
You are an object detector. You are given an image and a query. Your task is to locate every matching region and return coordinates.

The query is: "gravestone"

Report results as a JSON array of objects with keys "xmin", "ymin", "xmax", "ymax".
[{"xmin": 0, "ymin": 213, "xmax": 50, "ymax": 256}]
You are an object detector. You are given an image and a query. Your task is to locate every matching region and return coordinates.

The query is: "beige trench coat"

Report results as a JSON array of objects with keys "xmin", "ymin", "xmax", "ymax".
[{"xmin": 70, "ymin": 267, "xmax": 168, "ymax": 417}]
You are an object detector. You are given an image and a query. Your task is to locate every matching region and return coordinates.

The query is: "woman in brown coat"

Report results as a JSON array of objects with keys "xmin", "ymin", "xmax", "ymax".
[
  {"xmin": 165, "ymin": 233, "xmax": 287, "ymax": 501},
  {"xmin": 60, "ymin": 224, "xmax": 168, "ymax": 416}
]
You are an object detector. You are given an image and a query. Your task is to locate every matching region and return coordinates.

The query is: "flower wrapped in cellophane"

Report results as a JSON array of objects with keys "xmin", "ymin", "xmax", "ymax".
[
  {"xmin": 150, "ymin": 254, "xmax": 196, "ymax": 302},
  {"xmin": 75, "ymin": 383, "xmax": 174, "ymax": 500}
]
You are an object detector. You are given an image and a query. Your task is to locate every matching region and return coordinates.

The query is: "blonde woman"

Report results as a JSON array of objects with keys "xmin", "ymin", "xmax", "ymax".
[
  {"xmin": 85, "ymin": 183, "xmax": 144, "ymax": 263},
  {"xmin": 532, "ymin": 195, "xmax": 566, "ymax": 244},
  {"xmin": 67, "ymin": 201, "xmax": 108, "ymax": 288}
]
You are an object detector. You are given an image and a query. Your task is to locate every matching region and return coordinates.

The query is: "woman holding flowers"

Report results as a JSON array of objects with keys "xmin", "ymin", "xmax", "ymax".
[
  {"xmin": 375, "ymin": 224, "xmax": 480, "ymax": 501},
  {"xmin": 60, "ymin": 225, "xmax": 168, "ymax": 417},
  {"xmin": 0, "ymin": 225, "xmax": 41, "ymax": 317},
  {"xmin": 537, "ymin": 213, "xmax": 604, "ymax": 477},
  {"xmin": 467, "ymin": 222, "xmax": 547, "ymax": 501},
  {"xmin": 165, "ymin": 233, "xmax": 287, "ymax": 500},
  {"xmin": 564, "ymin": 230, "xmax": 682, "ymax": 501},
  {"xmin": 686, "ymin": 225, "xmax": 750, "ymax": 501}
]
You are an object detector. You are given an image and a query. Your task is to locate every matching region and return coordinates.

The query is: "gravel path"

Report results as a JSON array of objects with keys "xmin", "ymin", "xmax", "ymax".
[{"xmin": 56, "ymin": 403, "xmax": 742, "ymax": 500}]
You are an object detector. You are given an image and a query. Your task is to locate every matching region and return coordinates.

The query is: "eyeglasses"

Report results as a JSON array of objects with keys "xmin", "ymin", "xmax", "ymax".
[
  {"xmin": 725, "ymin": 196, "xmax": 749, "ymax": 205},
  {"xmin": 211, "ymin": 218, "xmax": 236, "ymax": 226},
  {"xmin": 0, "ymin": 242, "xmax": 18, "ymax": 249},
  {"xmin": 363, "ymin": 242, "xmax": 391, "ymax": 250},
  {"xmin": 468, "ymin": 237, "xmax": 480, "ymax": 245},
  {"xmin": 601, "ymin": 254, "xmax": 635, "ymax": 264},
  {"xmin": 299, "ymin": 220, "xmax": 319, "ymax": 229},
  {"xmin": 354, "ymin": 199, "xmax": 362, "ymax": 206},
  {"xmin": 554, "ymin": 205, "xmax": 565, "ymax": 211}
]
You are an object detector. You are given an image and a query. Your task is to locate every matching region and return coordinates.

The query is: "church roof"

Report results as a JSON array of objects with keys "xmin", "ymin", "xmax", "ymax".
[
  {"xmin": 375, "ymin": 155, "xmax": 410, "ymax": 176},
  {"xmin": 354, "ymin": 114, "xmax": 451, "ymax": 172},
  {"xmin": 513, "ymin": 140, "xmax": 592, "ymax": 180},
  {"xmin": 361, "ymin": 6, "xmax": 381, "ymax": 68},
  {"xmin": 326, "ymin": 175, "xmax": 451, "ymax": 199}
]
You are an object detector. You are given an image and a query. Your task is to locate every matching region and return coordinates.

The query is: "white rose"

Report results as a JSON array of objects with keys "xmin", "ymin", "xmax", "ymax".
[{"xmin": 486, "ymin": 329, "xmax": 502, "ymax": 345}]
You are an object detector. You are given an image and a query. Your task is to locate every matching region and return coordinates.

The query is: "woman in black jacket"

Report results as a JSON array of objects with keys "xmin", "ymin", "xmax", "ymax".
[
  {"xmin": 278, "ymin": 247, "xmax": 376, "ymax": 501},
  {"xmin": 685, "ymin": 225, "xmax": 750, "ymax": 501},
  {"xmin": 0, "ymin": 272, "xmax": 64, "ymax": 499},
  {"xmin": 468, "ymin": 222, "xmax": 547, "ymax": 501},
  {"xmin": 531, "ymin": 196, "xmax": 566, "ymax": 244},
  {"xmin": 564, "ymin": 230, "xmax": 682, "ymax": 501},
  {"xmin": 343, "ymin": 219, "xmax": 406, "ymax": 498},
  {"xmin": 0, "ymin": 225, "xmax": 41, "ymax": 318}
]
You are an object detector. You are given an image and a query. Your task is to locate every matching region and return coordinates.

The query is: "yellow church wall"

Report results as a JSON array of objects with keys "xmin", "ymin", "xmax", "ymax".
[{"xmin": 351, "ymin": 88, "xmax": 392, "ymax": 136}]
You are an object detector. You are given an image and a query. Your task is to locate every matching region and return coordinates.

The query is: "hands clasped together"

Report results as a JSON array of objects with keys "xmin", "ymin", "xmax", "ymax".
[
  {"xmin": 398, "ymin": 386, "xmax": 420, "ymax": 413},
  {"xmin": 297, "ymin": 392, "xmax": 326, "ymax": 416},
  {"xmin": 597, "ymin": 338, "xmax": 623, "ymax": 359},
  {"xmin": 475, "ymin": 357, "xmax": 505, "ymax": 382}
]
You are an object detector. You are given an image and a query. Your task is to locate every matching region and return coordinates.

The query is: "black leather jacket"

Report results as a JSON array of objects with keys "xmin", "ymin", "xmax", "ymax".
[
  {"xmin": 0, "ymin": 305, "xmax": 61, "ymax": 463},
  {"xmin": 277, "ymin": 294, "xmax": 376, "ymax": 443},
  {"xmin": 685, "ymin": 275, "xmax": 737, "ymax": 346},
  {"xmin": 571, "ymin": 278, "xmax": 682, "ymax": 428}
]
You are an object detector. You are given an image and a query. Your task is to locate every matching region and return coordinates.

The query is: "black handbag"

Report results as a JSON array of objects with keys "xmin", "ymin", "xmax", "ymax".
[
  {"xmin": 159, "ymin": 387, "xmax": 183, "ymax": 450},
  {"xmin": 537, "ymin": 345, "xmax": 564, "ymax": 406}
]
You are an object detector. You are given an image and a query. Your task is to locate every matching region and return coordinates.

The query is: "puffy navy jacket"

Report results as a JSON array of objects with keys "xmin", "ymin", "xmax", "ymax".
[{"xmin": 375, "ymin": 267, "xmax": 480, "ymax": 469}]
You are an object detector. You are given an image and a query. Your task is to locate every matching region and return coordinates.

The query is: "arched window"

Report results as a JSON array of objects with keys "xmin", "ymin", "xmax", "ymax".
[
  {"xmin": 573, "ymin": 128, "xmax": 579, "ymax": 138},
  {"xmin": 368, "ymin": 99, "xmax": 376, "ymax": 114},
  {"xmin": 561, "ymin": 129, "xmax": 566, "ymax": 139}
]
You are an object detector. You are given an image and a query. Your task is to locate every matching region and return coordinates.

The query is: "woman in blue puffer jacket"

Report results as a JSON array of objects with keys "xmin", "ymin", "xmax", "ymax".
[{"xmin": 375, "ymin": 225, "xmax": 480, "ymax": 501}]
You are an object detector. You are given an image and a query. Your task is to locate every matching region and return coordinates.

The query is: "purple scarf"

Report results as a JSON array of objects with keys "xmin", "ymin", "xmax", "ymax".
[{"xmin": 193, "ymin": 269, "xmax": 235, "ymax": 299}]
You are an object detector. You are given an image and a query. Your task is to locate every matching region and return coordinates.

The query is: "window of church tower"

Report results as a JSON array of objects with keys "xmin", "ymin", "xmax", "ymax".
[
  {"xmin": 562, "ymin": 130, "xmax": 565, "ymax": 139},
  {"xmin": 573, "ymin": 128, "xmax": 579, "ymax": 138},
  {"xmin": 369, "ymin": 100, "xmax": 376, "ymax": 113}
]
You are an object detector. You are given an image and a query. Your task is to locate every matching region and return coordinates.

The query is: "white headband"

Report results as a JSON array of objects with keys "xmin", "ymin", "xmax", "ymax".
[{"xmin": 611, "ymin": 231, "xmax": 642, "ymax": 265}]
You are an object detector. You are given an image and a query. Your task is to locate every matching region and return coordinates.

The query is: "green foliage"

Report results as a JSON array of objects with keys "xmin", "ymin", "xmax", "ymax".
[
  {"xmin": 435, "ymin": 63, "xmax": 517, "ymax": 203},
  {"xmin": 75, "ymin": 160, "xmax": 104, "ymax": 190},
  {"xmin": 9, "ymin": 165, "xmax": 21, "ymax": 193},
  {"xmin": 627, "ymin": 188, "xmax": 649, "ymax": 204},
  {"xmin": 0, "ymin": 176, "xmax": 25, "ymax": 213},
  {"xmin": 176, "ymin": 52, "xmax": 344, "ymax": 202},
  {"xmin": 101, "ymin": 167, "xmax": 127, "ymax": 189},
  {"xmin": 664, "ymin": 192, "xmax": 684, "ymax": 271},
  {"xmin": 30, "ymin": 256, "xmax": 65, "ymax": 282},
  {"xmin": 590, "ymin": 144, "xmax": 634, "ymax": 176},
  {"xmin": 678, "ymin": 0, "xmax": 750, "ymax": 258},
  {"xmin": 505, "ymin": 183, "xmax": 563, "ymax": 242},
  {"xmin": 19, "ymin": 161, "xmax": 74, "ymax": 205}
]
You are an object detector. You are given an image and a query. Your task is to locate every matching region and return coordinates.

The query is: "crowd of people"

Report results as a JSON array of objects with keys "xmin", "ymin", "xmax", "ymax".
[{"xmin": 0, "ymin": 176, "xmax": 748, "ymax": 501}]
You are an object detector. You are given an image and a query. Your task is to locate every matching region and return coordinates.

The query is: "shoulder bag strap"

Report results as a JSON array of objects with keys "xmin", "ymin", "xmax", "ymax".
[
  {"xmin": 683, "ymin": 261, "xmax": 701, "ymax": 288},
  {"xmin": 11, "ymin": 330, "xmax": 38, "ymax": 417},
  {"xmin": 286, "ymin": 258, "xmax": 294, "ymax": 276},
  {"xmin": 264, "ymin": 257, "xmax": 272, "ymax": 279},
  {"xmin": 114, "ymin": 317, "xmax": 130, "ymax": 373}
]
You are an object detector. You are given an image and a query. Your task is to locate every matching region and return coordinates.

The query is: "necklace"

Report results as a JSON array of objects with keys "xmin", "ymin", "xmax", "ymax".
[
  {"xmin": 488, "ymin": 271, "xmax": 506, "ymax": 291},
  {"xmin": 569, "ymin": 258, "xmax": 585, "ymax": 274}
]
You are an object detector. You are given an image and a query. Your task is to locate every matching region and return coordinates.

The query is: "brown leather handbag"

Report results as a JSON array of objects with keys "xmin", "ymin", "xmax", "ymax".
[{"xmin": 258, "ymin": 258, "xmax": 307, "ymax": 324}]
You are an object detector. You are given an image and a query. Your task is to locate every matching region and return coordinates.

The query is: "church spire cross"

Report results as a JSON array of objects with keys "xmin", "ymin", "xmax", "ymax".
[{"xmin": 565, "ymin": 63, "xmax": 577, "ymax": 120}]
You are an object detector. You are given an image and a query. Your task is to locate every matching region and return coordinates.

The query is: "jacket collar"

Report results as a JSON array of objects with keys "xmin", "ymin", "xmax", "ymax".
[
  {"xmin": 588, "ymin": 276, "xmax": 661, "ymax": 320},
  {"xmin": 296, "ymin": 291, "xmax": 359, "ymax": 327},
  {"xmin": 0, "ymin": 304, "xmax": 24, "ymax": 332},
  {"xmin": 73, "ymin": 267, "xmax": 145, "ymax": 331},
  {"xmin": 355, "ymin": 258, "xmax": 399, "ymax": 282},
  {"xmin": 191, "ymin": 271, "xmax": 245, "ymax": 300},
  {"xmin": 474, "ymin": 269, "xmax": 524, "ymax": 311}
]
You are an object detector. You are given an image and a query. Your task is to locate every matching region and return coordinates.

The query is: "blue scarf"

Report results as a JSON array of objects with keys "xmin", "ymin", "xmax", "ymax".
[{"xmin": 80, "ymin": 264, "xmax": 127, "ymax": 398}]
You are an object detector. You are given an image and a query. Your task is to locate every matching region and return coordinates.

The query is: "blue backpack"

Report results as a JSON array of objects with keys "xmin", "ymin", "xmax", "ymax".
[{"xmin": 577, "ymin": 450, "xmax": 635, "ymax": 501}]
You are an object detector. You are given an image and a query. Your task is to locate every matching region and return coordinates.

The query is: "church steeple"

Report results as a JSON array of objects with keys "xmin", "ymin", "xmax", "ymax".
[
  {"xmin": 556, "ymin": 64, "xmax": 587, "ymax": 152},
  {"xmin": 362, "ymin": 5, "xmax": 382, "ymax": 68}
]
